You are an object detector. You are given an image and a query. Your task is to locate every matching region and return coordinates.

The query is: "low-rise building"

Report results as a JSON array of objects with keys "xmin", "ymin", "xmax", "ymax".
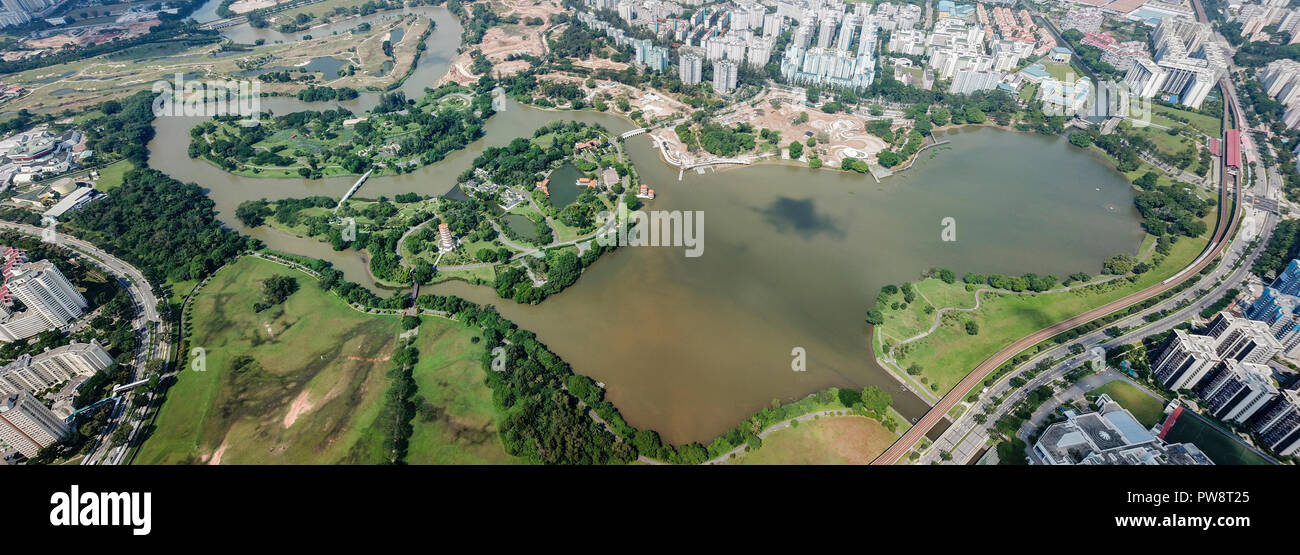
[{"xmin": 1032, "ymin": 394, "xmax": 1213, "ymax": 465}]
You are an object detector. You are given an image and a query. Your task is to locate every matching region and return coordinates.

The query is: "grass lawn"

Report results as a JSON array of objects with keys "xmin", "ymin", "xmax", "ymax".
[
  {"xmin": 1041, "ymin": 60, "xmax": 1085, "ymax": 81},
  {"xmin": 877, "ymin": 278, "xmax": 976, "ymax": 346},
  {"xmin": 1089, "ymin": 380, "xmax": 1166, "ymax": 427},
  {"xmin": 733, "ymin": 415, "xmax": 898, "ymax": 464},
  {"xmin": 430, "ymin": 265, "xmax": 497, "ymax": 284},
  {"xmin": 93, "ymin": 159, "xmax": 133, "ymax": 192},
  {"xmin": 1019, "ymin": 82, "xmax": 1039, "ymax": 102},
  {"xmin": 134, "ymin": 256, "xmax": 512, "ymax": 464},
  {"xmin": 1128, "ymin": 123, "xmax": 1197, "ymax": 159},
  {"xmin": 1163, "ymin": 410, "xmax": 1274, "ymax": 465},
  {"xmin": 405, "ymin": 319, "xmax": 525, "ymax": 464},
  {"xmin": 1151, "ymin": 104, "xmax": 1222, "ymax": 138},
  {"xmin": 892, "ymin": 230, "xmax": 1209, "ymax": 394},
  {"xmin": 135, "ymin": 256, "xmax": 403, "ymax": 464}
]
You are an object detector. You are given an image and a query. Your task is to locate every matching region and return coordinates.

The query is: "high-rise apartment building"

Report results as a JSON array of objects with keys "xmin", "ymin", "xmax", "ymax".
[
  {"xmin": 1196, "ymin": 360, "xmax": 1277, "ymax": 424},
  {"xmin": 0, "ymin": 260, "xmax": 87, "ymax": 343},
  {"xmin": 1254, "ymin": 389, "xmax": 1300, "ymax": 457},
  {"xmin": 713, "ymin": 59, "xmax": 739, "ymax": 93},
  {"xmin": 0, "ymin": 340, "xmax": 115, "ymax": 396},
  {"xmin": 0, "ymin": 391, "xmax": 69, "ymax": 457}
]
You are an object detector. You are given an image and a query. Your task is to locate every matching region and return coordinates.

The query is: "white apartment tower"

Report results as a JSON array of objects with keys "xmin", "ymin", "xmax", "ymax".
[
  {"xmin": 0, "ymin": 340, "xmax": 115, "ymax": 396},
  {"xmin": 1205, "ymin": 313, "xmax": 1282, "ymax": 365},
  {"xmin": 0, "ymin": 391, "xmax": 69, "ymax": 457},
  {"xmin": 1196, "ymin": 360, "xmax": 1278, "ymax": 424},
  {"xmin": 1153, "ymin": 329, "xmax": 1221, "ymax": 391},
  {"xmin": 6, "ymin": 261, "xmax": 86, "ymax": 329},
  {"xmin": 713, "ymin": 59, "xmax": 739, "ymax": 93},
  {"xmin": 679, "ymin": 51, "xmax": 704, "ymax": 85}
]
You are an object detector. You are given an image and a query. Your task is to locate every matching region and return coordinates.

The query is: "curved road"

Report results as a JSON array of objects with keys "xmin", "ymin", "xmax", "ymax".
[{"xmin": 872, "ymin": 72, "xmax": 1245, "ymax": 464}]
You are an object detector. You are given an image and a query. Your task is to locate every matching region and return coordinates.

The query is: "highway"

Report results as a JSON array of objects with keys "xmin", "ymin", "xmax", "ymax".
[
  {"xmin": 0, "ymin": 221, "xmax": 166, "ymax": 466},
  {"xmin": 872, "ymin": 35, "xmax": 1247, "ymax": 464}
]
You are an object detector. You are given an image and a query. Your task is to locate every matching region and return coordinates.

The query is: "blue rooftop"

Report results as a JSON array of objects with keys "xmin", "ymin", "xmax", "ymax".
[{"xmin": 1021, "ymin": 64, "xmax": 1048, "ymax": 78}]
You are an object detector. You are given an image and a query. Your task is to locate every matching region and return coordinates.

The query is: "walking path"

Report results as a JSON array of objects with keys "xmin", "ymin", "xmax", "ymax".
[{"xmin": 881, "ymin": 275, "xmax": 1124, "ymax": 370}]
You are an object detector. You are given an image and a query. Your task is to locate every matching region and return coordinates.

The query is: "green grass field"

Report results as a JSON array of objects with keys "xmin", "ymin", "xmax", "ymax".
[
  {"xmin": 876, "ymin": 278, "xmax": 976, "ymax": 346},
  {"xmin": 1150, "ymin": 104, "xmax": 1222, "ymax": 138},
  {"xmin": 1089, "ymin": 380, "xmax": 1165, "ymax": 427},
  {"xmin": 1164, "ymin": 410, "xmax": 1274, "ymax": 465},
  {"xmin": 889, "ymin": 231, "xmax": 1208, "ymax": 394},
  {"xmin": 405, "ymin": 320, "xmax": 524, "ymax": 464},
  {"xmin": 134, "ymin": 256, "xmax": 514, "ymax": 464},
  {"xmin": 732, "ymin": 415, "xmax": 898, "ymax": 465},
  {"xmin": 93, "ymin": 159, "xmax": 133, "ymax": 192}
]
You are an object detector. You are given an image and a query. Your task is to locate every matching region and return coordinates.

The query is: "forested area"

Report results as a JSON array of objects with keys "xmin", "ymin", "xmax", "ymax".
[
  {"xmin": 68, "ymin": 167, "xmax": 251, "ymax": 283},
  {"xmin": 191, "ymin": 88, "xmax": 490, "ymax": 177},
  {"xmin": 459, "ymin": 121, "xmax": 608, "ymax": 188},
  {"xmin": 82, "ymin": 90, "xmax": 159, "ymax": 166},
  {"xmin": 491, "ymin": 245, "xmax": 614, "ymax": 304},
  {"xmin": 1254, "ymin": 218, "xmax": 1300, "ymax": 280}
]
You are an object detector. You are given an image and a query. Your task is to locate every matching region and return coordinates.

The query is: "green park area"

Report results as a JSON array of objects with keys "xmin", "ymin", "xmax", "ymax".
[
  {"xmin": 405, "ymin": 319, "xmax": 524, "ymax": 464},
  {"xmin": 732, "ymin": 415, "xmax": 899, "ymax": 465},
  {"xmin": 1150, "ymin": 104, "xmax": 1222, "ymax": 138},
  {"xmin": 134, "ymin": 256, "xmax": 515, "ymax": 464},
  {"xmin": 876, "ymin": 229, "xmax": 1210, "ymax": 396},
  {"xmin": 92, "ymin": 159, "xmax": 133, "ymax": 192},
  {"xmin": 191, "ymin": 86, "xmax": 490, "ymax": 179},
  {"xmin": 1088, "ymin": 380, "xmax": 1166, "ymax": 428}
]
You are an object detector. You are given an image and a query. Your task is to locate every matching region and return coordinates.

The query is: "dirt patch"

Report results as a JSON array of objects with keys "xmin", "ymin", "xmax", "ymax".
[
  {"xmin": 821, "ymin": 416, "xmax": 897, "ymax": 464},
  {"xmin": 229, "ymin": 0, "xmax": 293, "ymax": 14},
  {"xmin": 574, "ymin": 57, "xmax": 628, "ymax": 71},
  {"xmin": 208, "ymin": 440, "xmax": 230, "ymax": 465},
  {"xmin": 283, "ymin": 390, "xmax": 314, "ymax": 429}
]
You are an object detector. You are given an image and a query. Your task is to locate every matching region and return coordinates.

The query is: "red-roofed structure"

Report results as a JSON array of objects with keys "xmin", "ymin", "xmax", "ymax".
[{"xmin": 1226, "ymin": 129, "xmax": 1241, "ymax": 168}]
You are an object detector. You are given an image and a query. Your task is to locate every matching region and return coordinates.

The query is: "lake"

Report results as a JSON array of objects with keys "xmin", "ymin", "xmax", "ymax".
[{"xmin": 146, "ymin": 8, "xmax": 1144, "ymax": 445}]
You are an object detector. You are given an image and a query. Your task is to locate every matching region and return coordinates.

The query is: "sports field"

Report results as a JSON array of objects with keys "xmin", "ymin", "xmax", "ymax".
[{"xmin": 1163, "ymin": 410, "xmax": 1274, "ymax": 466}]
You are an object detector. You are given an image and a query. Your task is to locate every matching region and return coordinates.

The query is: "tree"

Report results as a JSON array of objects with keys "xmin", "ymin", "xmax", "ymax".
[
  {"xmin": 930, "ymin": 107, "xmax": 951, "ymax": 126},
  {"xmin": 788, "ymin": 140, "xmax": 804, "ymax": 160},
  {"xmin": 1103, "ymin": 253, "xmax": 1137, "ymax": 275},
  {"xmin": 937, "ymin": 268, "xmax": 956, "ymax": 283},
  {"xmin": 1068, "ymin": 132, "xmax": 1093, "ymax": 148},
  {"xmin": 877, "ymin": 151, "xmax": 903, "ymax": 167},
  {"xmin": 865, "ymin": 308, "xmax": 884, "ymax": 325},
  {"xmin": 860, "ymin": 386, "xmax": 892, "ymax": 414},
  {"xmin": 965, "ymin": 320, "xmax": 980, "ymax": 335}
]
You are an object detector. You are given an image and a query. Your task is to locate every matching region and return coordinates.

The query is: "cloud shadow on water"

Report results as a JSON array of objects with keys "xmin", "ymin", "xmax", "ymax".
[{"xmin": 756, "ymin": 196, "xmax": 845, "ymax": 240}]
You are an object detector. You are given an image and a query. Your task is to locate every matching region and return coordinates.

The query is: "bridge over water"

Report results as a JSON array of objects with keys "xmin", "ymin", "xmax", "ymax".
[{"xmin": 335, "ymin": 169, "xmax": 373, "ymax": 213}]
